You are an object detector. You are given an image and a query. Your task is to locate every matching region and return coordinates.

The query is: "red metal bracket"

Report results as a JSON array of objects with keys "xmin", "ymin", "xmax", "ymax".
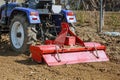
[{"xmin": 54, "ymin": 22, "xmax": 85, "ymax": 46}]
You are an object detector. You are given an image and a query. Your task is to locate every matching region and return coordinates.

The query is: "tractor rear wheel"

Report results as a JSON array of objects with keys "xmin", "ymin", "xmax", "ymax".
[
  {"xmin": 9, "ymin": 15, "xmax": 37, "ymax": 53},
  {"xmin": 69, "ymin": 23, "xmax": 77, "ymax": 35}
]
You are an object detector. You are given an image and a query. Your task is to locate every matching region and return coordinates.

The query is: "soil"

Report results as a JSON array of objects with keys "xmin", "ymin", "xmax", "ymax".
[{"xmin": 0, "ymin": 25, "xmax": 120, "ymax": 80}]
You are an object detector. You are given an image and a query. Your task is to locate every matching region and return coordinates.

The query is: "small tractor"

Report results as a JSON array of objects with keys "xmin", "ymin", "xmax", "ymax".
[{"xmin": 0, "ymin": 0, "xmax": 109, "ymax": 66}]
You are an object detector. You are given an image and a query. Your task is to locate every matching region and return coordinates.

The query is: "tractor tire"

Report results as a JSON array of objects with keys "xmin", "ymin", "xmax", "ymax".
[
  {"xmin": 9, "ymin": 15, "xmax": 37, "ymax": 53},
  {"xmin": 69, "ymin": 23, "xmax": 77, "ymax": 35}
]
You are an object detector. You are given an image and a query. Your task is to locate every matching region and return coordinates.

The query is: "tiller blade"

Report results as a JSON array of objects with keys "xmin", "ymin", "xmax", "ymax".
[{"xmin": 30, "ymin": 22, "xmax": 109, "ymax": 66}]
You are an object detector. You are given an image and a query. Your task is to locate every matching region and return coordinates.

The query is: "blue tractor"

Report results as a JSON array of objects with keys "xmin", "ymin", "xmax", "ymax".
[{"xmin": 0, "ymin": 0, "xmax": 76, "ymax": 53}]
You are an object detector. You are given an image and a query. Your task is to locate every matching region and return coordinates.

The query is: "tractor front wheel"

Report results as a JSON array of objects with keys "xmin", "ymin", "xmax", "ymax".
[{"xmin": 9, "ymin": 15, "xmax": 37, "ymax": 53}]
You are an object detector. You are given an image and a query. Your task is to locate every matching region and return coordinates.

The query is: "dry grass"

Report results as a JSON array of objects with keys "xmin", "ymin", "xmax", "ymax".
[{"xmin": 75, "ymin": 11, "xmax": 120, "ymax": 32}]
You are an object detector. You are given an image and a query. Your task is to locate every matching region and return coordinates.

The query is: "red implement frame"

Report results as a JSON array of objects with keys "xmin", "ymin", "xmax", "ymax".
[{"xmin": 30, "ymin": 22, "xmax": 109, "ymax": 66}]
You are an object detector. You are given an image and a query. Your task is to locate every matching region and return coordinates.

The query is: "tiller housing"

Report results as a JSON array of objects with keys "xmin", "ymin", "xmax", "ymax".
[{"xmin": 30, "ymin": 22, "xmax": 109, "ymax": 66}]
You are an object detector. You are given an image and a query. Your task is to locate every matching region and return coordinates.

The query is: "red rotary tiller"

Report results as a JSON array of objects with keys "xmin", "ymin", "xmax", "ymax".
[{"xmin": 30, "ymin": 22, "xmax": 109, "ymax": 66}]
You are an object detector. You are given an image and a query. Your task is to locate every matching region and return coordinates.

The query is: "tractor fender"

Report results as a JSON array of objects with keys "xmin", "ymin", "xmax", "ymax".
[
  {"xmin": 61, "ymin": 9, "xmax": 76, "ymax": 23},
  {"xmin": 10, "ymin": 7, "xmax": 41, "ymax": 24}
]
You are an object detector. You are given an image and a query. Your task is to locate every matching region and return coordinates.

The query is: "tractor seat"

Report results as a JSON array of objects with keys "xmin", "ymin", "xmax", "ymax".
[{"xmin": 36, "ymin": 1, "xmax": 52, "ymax": 9}]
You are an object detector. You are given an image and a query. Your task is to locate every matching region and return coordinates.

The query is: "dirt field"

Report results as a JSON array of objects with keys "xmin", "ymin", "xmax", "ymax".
[{"xmin": 0, "ymin": 24, "xmax": 120, "ymax": 80}]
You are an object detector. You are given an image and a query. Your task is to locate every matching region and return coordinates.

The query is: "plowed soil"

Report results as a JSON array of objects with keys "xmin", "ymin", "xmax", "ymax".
[{"xmin": 0, "ymin": 25, "xmax": 120, "ymax": 80}]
